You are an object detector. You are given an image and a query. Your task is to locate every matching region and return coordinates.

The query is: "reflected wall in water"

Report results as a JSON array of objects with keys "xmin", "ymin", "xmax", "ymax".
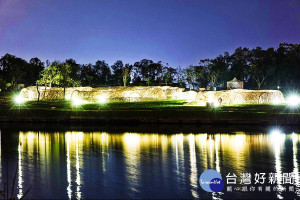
[
  {"xmin": 65, "ymin": 132, "xmax": 83, "ymax": 200},
  {"xmin": 0, "ymin": 130, "xmax": 299, "ymax": 199},
  {"xmin": 292, "ymin": 133, "xmax": 300, "ymax": 196}
]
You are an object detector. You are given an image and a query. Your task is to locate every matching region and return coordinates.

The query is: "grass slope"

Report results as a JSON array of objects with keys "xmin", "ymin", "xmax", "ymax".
[{"xmin": 0, "ymin": 94, "xmax": 299, "ymax": 124}]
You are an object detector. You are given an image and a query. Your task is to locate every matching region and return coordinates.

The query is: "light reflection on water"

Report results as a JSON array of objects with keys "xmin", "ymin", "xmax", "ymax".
[
  {"xmin": 17, "ymin": 143, "xmax": 23, "ymax": 199},
  {"xmin": 271, "ymin": 131, "xmax": 285, "ymax": 199},
  {"xmin": 0, "ymin": 130, "xmax": 300, "ymax": 199}
]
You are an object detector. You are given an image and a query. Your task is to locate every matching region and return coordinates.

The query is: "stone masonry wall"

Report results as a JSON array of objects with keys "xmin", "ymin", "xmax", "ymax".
[{"xmin": 20, "ymin": 86, "xmax": 286, "ymax": 105}]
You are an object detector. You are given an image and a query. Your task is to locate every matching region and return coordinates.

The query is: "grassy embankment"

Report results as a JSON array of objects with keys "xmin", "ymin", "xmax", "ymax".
[{"xmin": 0, "ymin": 94, "xmax": 299, "ymax": 125}]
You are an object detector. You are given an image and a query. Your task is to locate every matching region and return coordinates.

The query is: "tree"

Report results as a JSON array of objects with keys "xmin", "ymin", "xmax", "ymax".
[
  {"xmin": 37, "ymin": 71, "xmax": 48, "ymax": 89},
  {"xmin": 132, "ymin": 59, "xmax": 153, "ymax": 85},
  {"xmin": 162, "ymin": 66, "xmax": 177, "ymax": 86},
  {"xmin": 27, "ymin": 58, "xmax": 44, "ymax": 86},
  {"xmin": 132, "ymin": 59, "xmax": 164, "ymax": 86},
  {"xmin": 0, "ymin": 77, "xmax": 7, "ymax": 91},
  {"xmin": 146, "ymin": 77, "xmax": 151, "ymax": 86},
  {"xmin": 80, "ymin": 64, "xmax": 94, "ymax": 86},
  {"xmin": 56, "ymin": 62, "xmax": 81, "ymax": 97},
  {"xmin": 40, "ymin": 61, "xmax": 60, "ymax": 88},
  {"xmin": 0, "ymin": 54, "xmax": 28, "ymax": 91},
  {"xmin": 58, "ymin": 63, "xmax": 70, "ymax": 97},
  {"xmin": 29, "ymin": 57, "xmax": 44, "ymax": 101},
  {"xmin": 37, "ymin": 61, "xmax": 63, "ymax": 89},
  {"xmin": 111, "ymin": 60, "xmax": 124, "ymax": 86},
  {"xmin": 274, "ymin": 43, "xmax": 300, "ymax": 89},
  {"xmin": 65, "ymin": 59, "xmax": 81, "ymax": 86},
  {"xmin": 248, "ymin": 47, "xmax": 275, "ymax": 89},
  {"xmin": 163, "ymin": 72, "xmax": 170, "ymax": 86},
  {"xmin": 248, "ymin": 64, "xmax": 271, "ymax": 89},
  {"xmin": 94, "ymin": 60, "xmax": 111, "ymax": 86},
  {"xmin": 184, "ymin": 65, "xmax": 196, "ymax": 90},
  {"xmin": 156, "ymin": 61, "xmax": 165, "ymax": 85},
  {"xmin": 122, "ymin": 64, "xmax": 132, "ymax": 87},
  {"xmin": 200, "ymin": 55, "xmax": 228, "ymax": 89},
  {"xmin": 194, "ymin": 65, "xmax": 207, "ymax": 89},
  {"xmin": 176, "ymin": 66, "xmax": 186, "ymax": 88},
  {"xmin": 37, "ymin": 61, "xmax": 81, "ymax": 97},
  {"xmin": 219, "ymin": 52, "xmax": 231, "ymax": 89},
  {"xmin": 148, "ymin": 61, "xmax": 164, "ymax": 85},
  {"xmin": 229, "ymin": 47, "xmax": 251, "ymax": 82}
]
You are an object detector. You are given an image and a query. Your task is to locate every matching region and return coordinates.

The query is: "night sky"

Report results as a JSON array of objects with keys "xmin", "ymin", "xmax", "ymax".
[{"xmin": 1, "ymin": 0, "xmax": 300, "ymax": 67}]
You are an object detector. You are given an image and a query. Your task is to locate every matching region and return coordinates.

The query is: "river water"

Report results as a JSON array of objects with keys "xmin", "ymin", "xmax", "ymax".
[{"xmin": 0, "ymin": 127, "xmax": 299, "ymax": 199}]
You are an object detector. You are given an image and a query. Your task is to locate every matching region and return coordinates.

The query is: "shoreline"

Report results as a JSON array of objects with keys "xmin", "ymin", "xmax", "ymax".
[
  {"xmin": 1, "ymin": 120, "xmax": 299, "ymax": 134},
  {"xmin": 1, "ymin": 114, "xmax": 299, "ymax": 126},
  {"xmin": 1, "ymin": 100, "xmax": 299, "ymax": 127}
]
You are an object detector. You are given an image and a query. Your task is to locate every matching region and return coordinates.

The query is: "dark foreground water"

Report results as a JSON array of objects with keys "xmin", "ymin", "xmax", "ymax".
[{"xmin": 0, "ymin": 128, "xmax": 300, "ymax": 199}]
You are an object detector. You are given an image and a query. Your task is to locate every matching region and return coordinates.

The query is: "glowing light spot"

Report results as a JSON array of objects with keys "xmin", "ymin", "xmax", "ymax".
[
  {"xmin": 124, "ymin": 133, "xmax": 140, "ymax": 147},
  {"xmin": 287, "ymin": 94, "xmax": 300, "ymax": 107},
  {"xmin": 213, "ymin": 102, "xmax": 219, "ymax": 108},
  {"xmin": 77, "ymin": 132, "xmax": 84, "ymax": 141},
  {"xmin": 72, "ymin": 96, "xmax": 87, "ymax": 106},
  {"xmin": 270, "ymin": 129, "xmax": 282, "ymax": 135},
  {"xmin": 14, "ymin": 95, "xmax": 25, "ymax": 105},
  {"xmin": 270, "ymin": 128, "xmax": 286, "ymax": 146},
  {"xmin": 97, "ymin": 95, "xmax": 107, "ymax": 104},
  {"xmin": 272, "ymin": 97, "xmax": 281, "ymax": 105},
  {"xmin": 27, "ymin": 132, "xmax": 35, "ymax": 141},
  {"xmin": 207, "ymin": 98, "xmax": 220, "ymax": 108},
  {"xmin": 292, "ymin": 132, "xmax": 298, "ymax": 142}
]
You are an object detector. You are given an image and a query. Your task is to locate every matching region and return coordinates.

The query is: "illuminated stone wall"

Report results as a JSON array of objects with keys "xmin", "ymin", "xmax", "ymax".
[
  {"xmin": 194, "ymin": 89, "xmax": 286, "ymax": 105},
  {"xmin": 20, "ymin": 86, "xmax": 286, "ymax": 105},
  {"xmin": 20, "ymin": 86, "xmax": 185, "ymax": 102}
]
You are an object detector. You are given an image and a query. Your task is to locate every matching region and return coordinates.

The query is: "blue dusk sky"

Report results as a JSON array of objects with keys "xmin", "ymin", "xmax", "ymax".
[{"xmin": 0, "ymin": 0, "xmax": 300, "ymax": 67}]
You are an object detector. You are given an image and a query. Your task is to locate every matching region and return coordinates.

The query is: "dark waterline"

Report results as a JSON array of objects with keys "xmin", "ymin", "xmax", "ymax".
[{"xmin": 0, "ymin": 128, "xmax": 300, "ymax": 199}]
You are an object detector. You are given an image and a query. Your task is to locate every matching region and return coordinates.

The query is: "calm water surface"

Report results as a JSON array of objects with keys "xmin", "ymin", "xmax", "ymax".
[{"xmin": 0, "ymin": 129, "xmax": 300, "ymax": 199}]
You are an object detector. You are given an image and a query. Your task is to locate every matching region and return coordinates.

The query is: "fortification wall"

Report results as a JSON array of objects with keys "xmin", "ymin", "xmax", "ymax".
[
  {"xmin": 194, "ymin": 89, "xmax": 285, "ymax": 106},
  {"xmin": 20, "ymin": 86, "xmax": 286, "ymax": 105},
  {"xmin": 20, "ymin": 86, "xmax": 185, "ymax": 102}
]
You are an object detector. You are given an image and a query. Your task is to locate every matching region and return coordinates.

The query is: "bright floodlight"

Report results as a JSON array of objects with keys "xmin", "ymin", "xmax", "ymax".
[
  {"xmin": 207, "ymin": 98, "xmax": 220, "ymax": 108},
  {"xmin": 97, "ymin": 95, "xmax": 107, "ymax": 104},
  {"xmin": 270, "ymin": 128, "xmax": 285, "ymax": 145},
  {"xmin": 287, "ymin": 94, "xmax": 300, "ymax": 107},
  {"xmin": 72, "ymin": 96, "xmax": 86, "ymax": 106},
  {"xmin": 270, "ymin": 129, "xmax": 282, "ymax": 135},
  {"xmin": 14, "ymin": 95, "xmax": 25, "ymax": 105},
  {"xmin": 213, "ymin": 101, "xmax": 219, "ymax": 108},
  {"xmin": 272, "ymin": 97, "xmax": 281, "ymax": 105}
]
